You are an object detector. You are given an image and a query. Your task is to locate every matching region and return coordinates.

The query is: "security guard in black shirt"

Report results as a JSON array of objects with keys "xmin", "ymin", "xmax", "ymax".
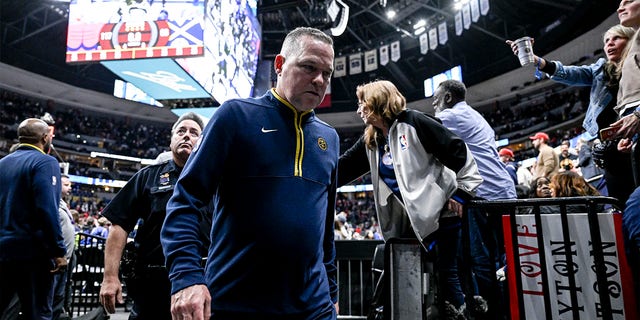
[{"xmin": 99, "ymin": 112, "xmax": 208, "ymax": 319}]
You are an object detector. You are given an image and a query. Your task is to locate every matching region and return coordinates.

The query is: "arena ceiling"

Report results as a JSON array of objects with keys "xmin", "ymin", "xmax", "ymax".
[{"xmin": 0, "ymin": 0, "xmax": 621, "ymax": 116}]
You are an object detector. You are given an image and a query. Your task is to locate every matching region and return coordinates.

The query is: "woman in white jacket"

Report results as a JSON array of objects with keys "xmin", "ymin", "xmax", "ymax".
[{"xmin": 339, "ymin": 80, "xmax": 482, "ymax": 319}]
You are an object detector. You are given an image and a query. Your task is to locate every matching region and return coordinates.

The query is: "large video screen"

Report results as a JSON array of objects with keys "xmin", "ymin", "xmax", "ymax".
[
  {"xmin": 102, "ymin": 58, "xmax": 211, "ymax": 99},
  {"xmin": 113, "ymin": 79, "xmax": 163, "ymax": 107},
  {"xmin": 66, "ymin": 0, "xmax": 204, "ymax": 63},
  {"xmin": 424, "ymin": 65, "xmax": 462, "ymax": 97},
  {"xmin": 177, "ymin": 0, "xmax": 260, "ymax": 103}
]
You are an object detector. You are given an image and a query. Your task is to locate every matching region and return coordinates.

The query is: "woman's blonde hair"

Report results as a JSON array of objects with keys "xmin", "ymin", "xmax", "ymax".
[
  {"xmin": 603, "ymin": 24, "xmax": 636, "ymax": 46},
  {"xmin": 356, "ymin": 80, "xmax": 406, "ymax": 150},
  {"xmin": 607, "ymin": 24, "xmax": 637, "ymax": 81}
]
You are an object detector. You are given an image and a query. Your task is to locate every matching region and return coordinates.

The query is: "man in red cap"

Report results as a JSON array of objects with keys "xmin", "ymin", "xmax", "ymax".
[
  {"xmin": 498, "ymin": 148, "xmax": 518, "ymax": 185},
  {"xmin": 529, "ymin": 132, "xmax": 559, "ymax": 179}
]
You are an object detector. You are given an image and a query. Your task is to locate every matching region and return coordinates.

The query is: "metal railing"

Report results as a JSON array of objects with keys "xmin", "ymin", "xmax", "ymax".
[
  {"xmin": 335, "ymin": 240, "xmax": 383, "ymax": 319},
  {"xmin": 66, "ymin": 236, "xmax": 382, "ymax": 318},
  {"xmin": 70, "ymin": 233, "xmax": 107, "ymax": 316}
]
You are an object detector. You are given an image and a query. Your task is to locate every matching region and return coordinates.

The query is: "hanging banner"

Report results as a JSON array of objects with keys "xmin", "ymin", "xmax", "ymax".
[
  {"xmin": 391, "ymin": 41, "xmax": 401, "ymax": 62},
  {"xmin": 480, "ymin": 0, "xmax": 490, "ymax": 15},
  {"xmin": 349, "ymin": 53, "xmax": 362, "ymax": 75},
  {"xmin": 470, "ymin": 0, "xmax": 480, "ymax": 22},
  {"xmin": 364, "ymin": 49, "xmax": 378, "ymax": 72},
  {"xmin": 380, "ymin": 45, "xmax": 390, "ymax": 66},
  {"xmin": 334, "ymin": 56, "xmax": 346, "ymax": 78},
  {"xmin": 419, "ymin": 33, "xmax": 429, "ymax": 54},
  {"xmin": 438, "ymin": 22, "xmax": 448, "ymax": 45},
  {"xmin": 318, "ymin": 84, "xmax": 331, "ymax": 108},
  {"xmin": 428, "ymin": 28, "xmax": 438, "ymax": 50},
  {"xmin": 455, "ymin": 11, "xmax": 463, "ymax": 36},
  {"xmin": 462, "ymin": 3, "xmax": 471, "ymax": 30},
  {"xmin": 503, "ymin": 213, "xmax": 637, "ymax": 320}
]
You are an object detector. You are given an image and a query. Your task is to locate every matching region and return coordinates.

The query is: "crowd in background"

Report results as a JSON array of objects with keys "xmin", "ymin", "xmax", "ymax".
[{"xmin": 0, "ymin": 81, "xmax": 599, "ymax": 230}]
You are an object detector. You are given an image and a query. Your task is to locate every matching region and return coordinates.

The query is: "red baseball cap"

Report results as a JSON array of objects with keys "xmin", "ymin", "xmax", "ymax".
[
  {"xmin": 498, "ymin": 148, "xmax": 514, "ymax": 158},
  {"xmin": 529, "ymin": 132, "xmax": 549, "ymax": 142}
]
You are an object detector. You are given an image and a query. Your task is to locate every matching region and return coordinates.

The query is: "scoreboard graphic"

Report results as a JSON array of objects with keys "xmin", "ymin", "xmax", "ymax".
[{"xmin": 66, "ymin": 0, "xmax": 204, "ymax": 63}]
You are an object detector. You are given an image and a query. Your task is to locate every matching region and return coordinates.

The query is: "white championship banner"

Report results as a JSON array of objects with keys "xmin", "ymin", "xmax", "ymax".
[{"xmin": 503, "ymin": 212, "xmax": 637, "ymax": 320}]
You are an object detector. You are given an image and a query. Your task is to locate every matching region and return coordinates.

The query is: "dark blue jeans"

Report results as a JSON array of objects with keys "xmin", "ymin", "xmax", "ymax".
[
  {"xmin": 466, "ymin": 206, "xmax": 506, "ymax": 318},
  {"xmin": 434, "ymin": 216, "xmax": 464, "ymax": 308},
  {"xmin": 52, "ymin": 266, "xmax": 68, "ymax": 318}
]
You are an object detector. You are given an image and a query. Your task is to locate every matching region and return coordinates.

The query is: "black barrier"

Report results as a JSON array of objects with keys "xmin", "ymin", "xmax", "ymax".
[
  {"xmin": 466, "ymin": 196, "xmax": 636, "ymax": 320},
  {"xmin": 335, "ymin": 240, "xmax": 384, "ymax": 319},
  {"xmin": 64, "ymin": 235, "xmax": 381, "ymax": 319},
  {"xmin": 70, "ymin": 233, "xmax": 108, "ymax": 316}
]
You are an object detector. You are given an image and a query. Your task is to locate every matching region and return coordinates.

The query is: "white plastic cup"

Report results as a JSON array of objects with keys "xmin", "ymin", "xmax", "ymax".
[{"xmin": 514, "ymin": 36, "xmax": 535, "ymax": 66}]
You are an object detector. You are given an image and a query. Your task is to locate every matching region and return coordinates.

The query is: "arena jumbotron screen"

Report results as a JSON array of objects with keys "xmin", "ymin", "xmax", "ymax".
[{"xmin": 66, "ymin": 0, "xmax": 204, "ymax": 63}]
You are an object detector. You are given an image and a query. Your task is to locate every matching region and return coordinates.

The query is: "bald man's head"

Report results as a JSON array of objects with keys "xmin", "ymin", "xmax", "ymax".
[{"xmin": 18, "ymin": 118, "xmax": 52, "ymax": 152}]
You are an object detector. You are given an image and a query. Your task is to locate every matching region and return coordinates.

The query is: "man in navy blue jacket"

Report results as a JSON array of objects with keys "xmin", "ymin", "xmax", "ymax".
[
  {"xmin": 161, "ymin": 27, "xmax": 339, "ymax": 320},
  {"xmin": 0, "ymin": 118, "xmax": 67, "ymax": 319}
]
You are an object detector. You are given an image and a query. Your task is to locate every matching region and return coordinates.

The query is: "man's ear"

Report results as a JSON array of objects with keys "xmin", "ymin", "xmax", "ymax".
[
  {"xmin": 274, "ymin": 55, "xmax": 285, "ymax": 75},
  {"xmin": 445, "ymin": 93, "xmax": 452, "ymax": 104}
]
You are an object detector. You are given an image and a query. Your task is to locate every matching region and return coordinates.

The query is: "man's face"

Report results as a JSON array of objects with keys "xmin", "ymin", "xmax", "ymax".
[
  {"xmin": 170, "ymin": 119, "xmax": 202, "ymax": 163},
  {"xmin": 499, "ymin": 155, "xmax": 509, "ymax": 164},
  {"xmin": 431, "ymin": 86, "xmax": 448, "ymax": 114},
  {"xmin": 61, "ymin": 177, "xmax": 72, "ymax": 197},
  {"xmin": 561, "ymin": 144, "xmax": 569, "ymax": 155},
  {"xmin": 619, "ymin": 0, "xmax": 640, "ymax": 28},
  {"xmin": 274, "ymin": 36, "xmax": 334, "ymax": 112},
  {"xmin": 532, "ymin": 138, "xmax": 541, "ymax": 149}
]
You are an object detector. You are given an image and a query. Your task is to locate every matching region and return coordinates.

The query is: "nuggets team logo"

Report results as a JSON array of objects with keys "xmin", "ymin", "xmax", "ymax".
[
  {"xmin": 399, "ymin": 135, "xmax": 408, "ymax": 150},
  {"xmin": 159, "ymin": 172, "xmax": 170, "ymax": 186},
  {"xmin": 317, "ymin": 137, "xmax": 328, "ymax": 151}
]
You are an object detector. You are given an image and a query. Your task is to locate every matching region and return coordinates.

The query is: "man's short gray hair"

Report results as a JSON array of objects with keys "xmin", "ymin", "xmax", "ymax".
[
  {"xmin": 280, "ymin": 27, "xmax": 333, "ymax": 58},
  {"xmin": 172, "ymin": 112, "xmax": 204, "ymax": 133}
]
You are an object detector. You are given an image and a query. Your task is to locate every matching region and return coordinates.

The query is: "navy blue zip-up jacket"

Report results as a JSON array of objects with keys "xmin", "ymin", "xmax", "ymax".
[
  {"xmin": 161, "ymin": 90, "xmax": 339, "ymax": 316},
  {"xmin": 0, "ymin": 144, "xmax": 64, "ymax": 261}
]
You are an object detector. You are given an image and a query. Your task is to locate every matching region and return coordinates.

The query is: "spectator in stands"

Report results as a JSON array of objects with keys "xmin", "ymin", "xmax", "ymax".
[
  {"xmin": 529, "ymin": 176, "xmax": 552, "ymax": 198},
  {"xmin": 82, "ymin": 216, "xmax": 95, "ymax": 233},
  {"xmin": 499, "ymin": 148, "xmax": 518, "ymax": 186},
  {"xmin": 99, "ymin": 112, "xmax": 206, "ymax": 320},
  {"xmin": 614, "ymin": 1, "xmax": 640, "ymax": 140},
  {"xmin": 339, "ymin": 79, "xmax": 482, "ymax": 319},
  {"xmin": 0, "ymin": 118, "xmax": 67, "ymax": 319},
  {"xmin": 558, "ymin": 140, "xmax": 578, "ymax": 172},
  {"xmin": 52, "ymin": 174, "xmax": 75, "ymax": 320},
  {"xmin": 550, "ymin": 171, "xmax": 600, "ymax": 198},
  {"xmin": 529, "ymin": 132, "xmax": 559, "ymax": 179},
  {"xmin": 507, "ymin": 24, "xmax": 634, "ymax": 139},
  {"xmin": 433, "ymin": 79, "xmax": 515, "ymax": 318},
  {"xmin": 517, "ymin": 161, "xmax": 534, "ymax": 188},
  {"xmin": 161, "ymin": 27, "xmax": 339, "ymax": 320},
  {"xmin": 508, "ymin": 24, "xmax": 636, "ymax": 205},
  {"xmin": 90, "ymin": 217, "xmax": 110, "ymax": 239},
  {"xmin": 549, "ymin": 171, "xmax": 602, "ymax": 213}
]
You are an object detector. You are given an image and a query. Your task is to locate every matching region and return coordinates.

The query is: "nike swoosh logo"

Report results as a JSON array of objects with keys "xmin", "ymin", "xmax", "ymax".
[{"xmin": 261, "ymin": 127, "xmax": 278, "ymax": 133}]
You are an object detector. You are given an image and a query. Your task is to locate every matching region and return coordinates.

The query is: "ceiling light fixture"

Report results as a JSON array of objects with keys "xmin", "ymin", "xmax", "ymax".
[
  {"xmin": 413, "ymin": 19, "xmax": 426, "ymax": 29},
  {"xmin": 386, "ymin": 10, "xmax": 396, "ymax": 19}
]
